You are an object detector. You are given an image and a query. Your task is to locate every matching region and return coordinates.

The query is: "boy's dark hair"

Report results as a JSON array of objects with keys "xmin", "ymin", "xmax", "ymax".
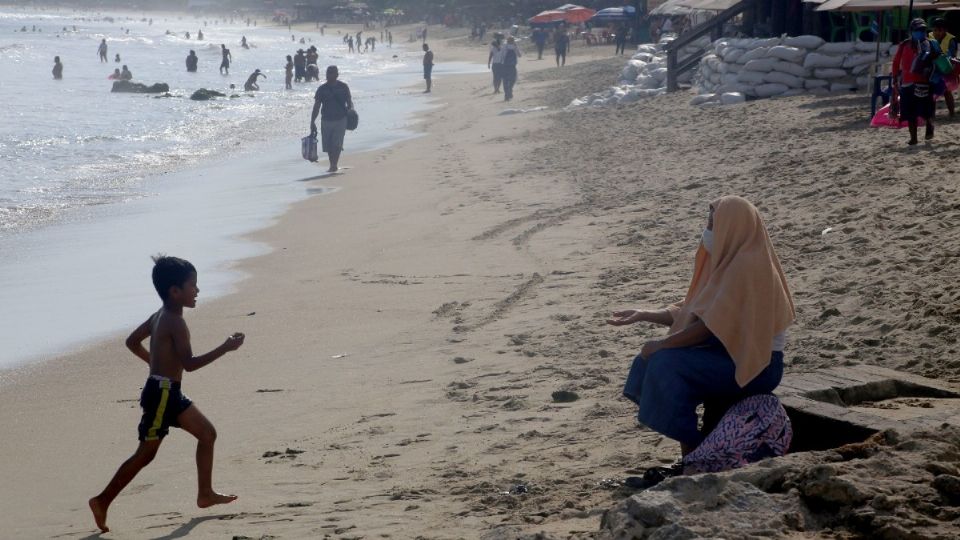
[{"xmin": 151, "ymin": 255, "xmax": 196, "ymax": 301}]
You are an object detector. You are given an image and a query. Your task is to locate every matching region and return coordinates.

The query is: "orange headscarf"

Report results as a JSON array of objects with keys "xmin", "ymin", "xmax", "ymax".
[{"xmin": 668, "ymin": 196, "xmax": 795, "ymax": 387}]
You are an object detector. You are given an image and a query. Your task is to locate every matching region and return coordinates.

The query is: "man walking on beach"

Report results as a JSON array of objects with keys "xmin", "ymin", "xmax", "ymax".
[
  {"xmin": 423, "ymin": 43, "xmax": 434, "ymax": 93},
  {"xmin": 310, "ymin": 66, "xmax": 354, "ymax": 173},
  {"xmin": 554, "ymin": 26, "xmax": 570, "ymax": 67}
]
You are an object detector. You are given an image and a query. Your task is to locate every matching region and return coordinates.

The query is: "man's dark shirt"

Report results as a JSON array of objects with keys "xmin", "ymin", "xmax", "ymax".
[{"xmin": 314, "ymin": 80, "xmax": 351, "ymax": 121}]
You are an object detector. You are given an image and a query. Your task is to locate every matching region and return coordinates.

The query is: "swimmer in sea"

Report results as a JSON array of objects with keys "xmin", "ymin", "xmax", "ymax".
[
  {"xmin": 219, "ymin": 44, "xmax": 232, "ymax": 75},
  {"xmin": 53, "ymin": 56, "xmax": 63, "ymax": 80},
  {"xmin": 243, "ymin": 69, "xmax": 265, "ymax": 91},
  {"xmin": 108, "ymin": 68, "xmax": 121, "ymax": 79},
  {"xmin": 120, "ymin": 65, "xmax": 132, "ymax": 80},
  {"xmin": 98, "ymin": 38, "xmax": 108, "ymax": 62},
  {"xmin": 115, "ymin": 53, "xmax": 120, "ymax": 63}
]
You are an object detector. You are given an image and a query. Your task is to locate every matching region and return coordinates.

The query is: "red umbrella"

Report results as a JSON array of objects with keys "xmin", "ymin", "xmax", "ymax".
[
  {"xmin": 529, "ymin": 9, "xmax": 568, "ymax": 24},
  {"xmin": 556, "ymin": 4, "xmax": 596, "ymax": 23}
]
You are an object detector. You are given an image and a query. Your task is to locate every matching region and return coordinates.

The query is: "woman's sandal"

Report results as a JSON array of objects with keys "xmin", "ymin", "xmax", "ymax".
[{"xmin": 624, "ymin": 462, "xmax": 683, "ymax": 490}]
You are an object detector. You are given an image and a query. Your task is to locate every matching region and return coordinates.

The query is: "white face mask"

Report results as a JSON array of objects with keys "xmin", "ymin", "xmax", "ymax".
[{"xmin": 701, "ymin": 229, "xmax": 714, "ymax": 254}]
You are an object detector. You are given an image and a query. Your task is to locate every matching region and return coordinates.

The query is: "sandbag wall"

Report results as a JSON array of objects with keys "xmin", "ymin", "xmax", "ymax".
[
  {"xmin": 696, "ymin": 35, "xmax": 895, "ymax": 101},
  {"xmin": 567, "ymin": 35, "xmax": 712, "ymax": 108}
]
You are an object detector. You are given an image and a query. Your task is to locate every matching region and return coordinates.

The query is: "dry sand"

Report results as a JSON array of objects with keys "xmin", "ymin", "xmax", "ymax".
[{"xmin": 3, "ymin": 27, "xmax": 960, "ymax": 540}]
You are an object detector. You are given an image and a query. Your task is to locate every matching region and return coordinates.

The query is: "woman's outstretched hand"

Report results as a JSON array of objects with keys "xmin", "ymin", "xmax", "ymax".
[{"xmin": 607, "ymin": 310, "xmax": 644, "ymax": 326}]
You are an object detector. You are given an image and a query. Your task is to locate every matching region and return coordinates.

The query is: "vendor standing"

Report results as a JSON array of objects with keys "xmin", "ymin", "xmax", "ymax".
[
  {"xmin": 893, "ymin": 18, "xmax": 939, "ymax": 145},
  {"xmin": 930, "ymin": 17, "xmax": 958, "ymax": 118}
]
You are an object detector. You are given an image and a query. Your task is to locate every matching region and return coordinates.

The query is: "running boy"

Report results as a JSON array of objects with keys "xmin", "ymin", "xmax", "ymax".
[{"xmin": 89, "ymin": 255, "xmax": 244, "ymax": 533}]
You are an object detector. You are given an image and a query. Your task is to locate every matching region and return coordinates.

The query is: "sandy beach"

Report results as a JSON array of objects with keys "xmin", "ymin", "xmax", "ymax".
[{"xmin": 4, "ymin": 22, "xmax": 960, "ymax": 539}]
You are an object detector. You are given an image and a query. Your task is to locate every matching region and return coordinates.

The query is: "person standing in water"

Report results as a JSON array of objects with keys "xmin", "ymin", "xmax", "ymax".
[
  {"xmin": 197, "ymin": 29, "xmax": 203, "ymax": 40},
  {"xmin": 285, "ymin": 55, "xmax": 294, "ymax": 89},
  {"xmin": 241, "ymin": 36, "xmax": 248, "ymax": 49},
  {"xmin": 114, "ymin": 53, "xmax": 120, "ymax": 63},
  {"xmin": 310, "ymin": 65, "xmax": 354, "ymax": 173},
  {"xmin": 98, "ymin": 38, "xmax": 108, "ymax": 62},
  {"xmin": 219, "ymin": 44, "xmax": 232, "ymax": 75},
  {"xmin": 186, "ymin": 50, "xmax": 198, "ymax": 72},
  {"xmin": 422, "ymin": 43, "xmax": 434, "ymax": 93},
  {"xmin": 52, "ymin": 56, "xmax": 63, "ymax": 80}
]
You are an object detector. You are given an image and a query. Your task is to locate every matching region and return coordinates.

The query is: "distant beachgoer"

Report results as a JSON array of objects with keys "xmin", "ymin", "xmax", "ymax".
[
  {"xmin": 285, "ymin": 55, "xmax": 293, "ymax": 89},
  {"xmin": 108, "ymin": 68, "xmax": 121, "ymax": 79},
  {"xmin": 294, "ymin": 49, "xmax": 306, "ymax": 82},
  {"xmin": 532, "ymin": 27, "xmax": 547, "ymax": 60},
  {"xmin": 115, "ymin": 53, "xmax": 121, "ymax": 63},
  {"xmin": 98, "ymin": 39, "xmax": 108, "ymax": 62},
  {"xmin": 243, "ymin": 69, "xmax": 265, "ymax": 91},
  {"xmin": 241, "ymin": 36, "xmax": 248, "ymax": 49},
  {"xmin": 185, "ymin": 31, "xmax": 190, "ymax": 40},
  {"xmin": 502, "ymin": 37, "xmax": 521, "ymax": 101},
  {"xmin": 422, "ymin": 43, "xmax": 434, "ymax": 93},
  {"xmin": 186, "ymin": 50, "xmax": 198, "ymax": 72},
  {"xmin": 931, "ymin": 18, "xmax": 957, "ymax": 118},
  {"xmin": 197, "ymin": 29, "xmax": 203, "ymax": 40},
  {"xmin": 610, "ymin": 196, "xmax": 794, "ymax": 461},
  {"xmin": 554, "ymin": 27, "xmax": 569, "ymax": 67},
  {"xmin": 348, "ymin": 35, "xmax": 354, "ymax": 53},
  {"xmin": 306, "ymin": 46, "xmax": 319, "ymax": 73},
  {"xmin": 219, "ymin": 44, "xmax": 232, "ymax": 75},
  {"xmin": 893, "ymin": 18, "xmax": 938, "ymax": 145},
  {"xmin": 52, "ymin": 56, "xmax": 63, "ymax": 80},
  {"xmin": 119, "ymin": 65, "xmax": 132, "ymax": 80},
  {"xmin": 87, "ymin": 255, "xmax": 244, "ymax": 534},
  {"xmin": 388, "ymin": 31, "xmax": 393, "ymax": 47},
  {"xmin": 488, "ymin": 37, "xmax": 504, "ymax": 94},
  {"xmin": 310, "ymin": 65, "xmax": 354, "ymax": 172},
  {"xmin": 369, "ymin": 36, "xmax": 377, "ymax": 52},
  {"xmin": 615, "ymin": 26, "xmax": 629, "ymax": 55}
]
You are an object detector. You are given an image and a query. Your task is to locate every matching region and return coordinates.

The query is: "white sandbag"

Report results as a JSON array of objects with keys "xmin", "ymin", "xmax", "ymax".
[
  {"xmin": 754, "ymin": 83, "xmax": 789, "ymax": 98},
  {"xmin": 737, "ymin": 71, "xmax": 766, "ymax": 84},
  {"xmin": 567, "ymin": 98, "xmax": 587, "ymax": 108},
  {"xmin": 720, "ymin": 92, "xmax": 746, "ymax": 105},
  {"xmin": 743, "ymin": 58, "xmax": 776, "ymax": 72},
  {"xmin": 636, "ymin": 44, "xmax": 658, "ymax": 54},
  {"xmin": 620, "ymin": 60, "xmax": 645, "ymax": 82},
  {"xmin": 843, "ymin": 53, "xmax": 875, "ymax": 68},
  {"xmin": 855, "ymin": 40, "xmax": 890, "ymax": 52},
  {"xmin": 830, "ymin": 81, "xmax": 856, "ymax": 93},
  {"xmin": 738, "ymin": 47, "xmax": 770, "ymax": 64},
  {"xmin": 804, "ymin": 52, "xmax": 844, "ymax": 69},
  {"xmin": 708, "ymin": 73, "xmax": 721, "ymax": 84},
  {"xmin": 631, "ymin": 52, "xmax": 656, "ymax": 63},
  {"xmin": 716, "ymin": 82, "xmax": 751, "ymax": 94},
  {"xmin": 804, "ymin": 78, "xmax": 829, "ymax": 89},
  {"xmin": 784, "ymin": 35, "xmax": 825, "ymax": 49},
  {"xmin": 767, "ymin": 45, "xmax": 806, "ymax": 63},
  {"xmin": 851, "ymin": 63, "xmax": 873, "ymax": 75},
  {"xmin": 721, "ymin": 73, "xmax": 740, "ymax": 85},
  {"xmin": 690, "ymin": 93, "xmax": 719, "ymax": 106},
  {"xmin": 635, "ymin": 75, "xmax": 658, "ymax": 89},
  {"xmin": 763, "ymin": 70, "xmax": 804, "ymax": 88},
  {"xmin": 752, "ymin": 37, "xmax": 782, "ymax": 48},
  {"xmin": 814, "ymin": 67, "xmax": 848, "ymax": 79},
  {"xmin": 649, "ymin": 67, "xmax": 669, "ymax": 81},
  {"xmin": 721, "ymin": 48, "xmax": 745, "ymax": 63},
  {"xmin": 818, "ymin": 42, "xmax": 856, "ymax": 55},
  {"xmin": 771, "ymin": 60, "xmax": 809, "ymax": 77}
]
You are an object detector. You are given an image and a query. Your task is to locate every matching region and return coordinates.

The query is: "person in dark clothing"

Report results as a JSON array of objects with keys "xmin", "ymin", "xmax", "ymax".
[
  {"xmin": 310, "ymin": 66, "xmax": 354, "ymax": 172},
  {"xmin": 532, "ymin": 27, "xmax": 547, "ymax": 60},
  {"xmin": 294, "ymin": 49, "xmax": 306, "ymax": 82},
  {"xmin": 186, "ymin": 50, "xmax": 198, "ymax": 72},
  {"xmin": 615, "ymin": 26, "xmax": 629, "ymax": 55},
  {"xmin": 422, "ymin": 43, "xmax": 434, "ymax": 93}
]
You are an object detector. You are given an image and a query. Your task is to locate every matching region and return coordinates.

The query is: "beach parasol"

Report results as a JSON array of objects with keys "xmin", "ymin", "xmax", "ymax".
[
  {"xmin": 590, "ymin": 6, "xmax": 637, "ymax": 23},
  {"xmin": 556, "ymin": 4, "xmax": 597, "ymax": 23},
  {"xmin": 529, "ymin": 9, "xmax": 569, "ymax": 24}
]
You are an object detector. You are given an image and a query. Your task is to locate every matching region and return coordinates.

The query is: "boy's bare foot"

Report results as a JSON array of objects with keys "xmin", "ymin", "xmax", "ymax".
[
  {"xmin": 89, "ymin": 497, "xmax": 109, "ymax": 533},
  {"xmin": 197, "ymin": 491, "xmax": 238, "ymax": 508}
]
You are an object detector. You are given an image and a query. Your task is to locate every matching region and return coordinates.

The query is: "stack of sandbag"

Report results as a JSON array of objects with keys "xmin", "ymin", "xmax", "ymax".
[
  {"xmin": 693, "ymin": 35, "xmax": 891, "ymax": 106},
  {"xmin": 568, "ymin": 35, "xmax": 712, "ymax": 110}
]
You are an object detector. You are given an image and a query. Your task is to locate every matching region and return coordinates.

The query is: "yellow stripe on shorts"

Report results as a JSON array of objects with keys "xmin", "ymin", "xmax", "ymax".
[{"xmin": 145, "ymin": 380, "xmax": 171, "ymax": 441}]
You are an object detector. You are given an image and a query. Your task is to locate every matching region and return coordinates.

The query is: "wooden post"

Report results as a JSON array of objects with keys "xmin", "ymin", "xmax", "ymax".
[{"xmin": 667, "ymin": 47, "xmax": 678, "ymax": 92}]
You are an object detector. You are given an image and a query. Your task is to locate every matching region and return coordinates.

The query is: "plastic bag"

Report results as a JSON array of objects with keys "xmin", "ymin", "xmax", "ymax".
[{"xmin": 301, "ymin": 134, "xmax": 318, "ymax": 162}]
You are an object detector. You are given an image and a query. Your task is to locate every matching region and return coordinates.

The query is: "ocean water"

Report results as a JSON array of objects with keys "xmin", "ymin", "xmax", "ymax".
[{"xmin": 0, "ymin": 9, "xmax": 485, "ymax": 370}]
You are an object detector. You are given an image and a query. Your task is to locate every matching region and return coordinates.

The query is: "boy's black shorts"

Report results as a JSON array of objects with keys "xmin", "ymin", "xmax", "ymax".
[{"xmin": 138, "ymin": 376, "xmax": 192, "ymax": 441}]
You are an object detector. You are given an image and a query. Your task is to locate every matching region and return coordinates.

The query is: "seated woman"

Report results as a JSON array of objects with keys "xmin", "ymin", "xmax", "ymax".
[{"xmin": 608, "ymin": 196, "xmax": 795, "ymax": 462}]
